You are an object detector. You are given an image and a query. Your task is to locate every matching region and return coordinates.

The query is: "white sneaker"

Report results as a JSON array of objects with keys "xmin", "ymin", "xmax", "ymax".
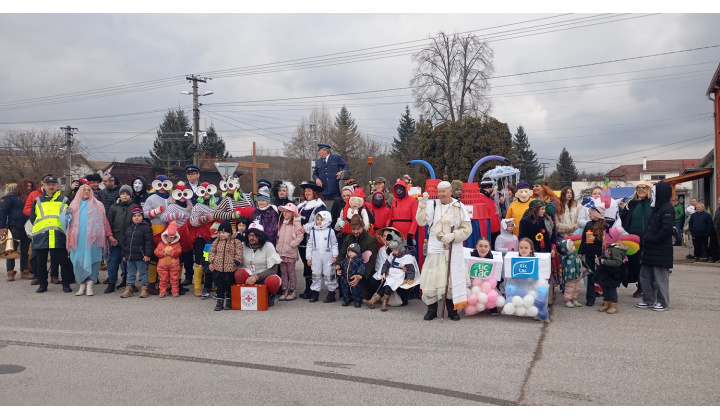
[
  {"xmin": 652, "ymin": 303, "xmax": 666, "ymax": 311},
  {"xmin": 636, "ymin": 302, "xmax": 653, "ymax": 309}
]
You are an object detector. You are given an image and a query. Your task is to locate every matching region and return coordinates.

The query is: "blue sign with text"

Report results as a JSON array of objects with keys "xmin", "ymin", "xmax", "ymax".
[{"xmin": 511, "ymin": 257, "xmax": 538, "ymax": 278}]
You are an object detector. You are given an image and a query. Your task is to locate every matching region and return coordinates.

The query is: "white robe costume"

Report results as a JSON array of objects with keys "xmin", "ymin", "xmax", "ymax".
[{"xmin": 416, "ymin": 198, "xmax": 473, "ymax": 309}]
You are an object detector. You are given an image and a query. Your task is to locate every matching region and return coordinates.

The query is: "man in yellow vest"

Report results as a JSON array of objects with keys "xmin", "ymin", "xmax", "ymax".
[{"xmin": 31, "ymin": 175, "xmax": 74, "ymax": 293}]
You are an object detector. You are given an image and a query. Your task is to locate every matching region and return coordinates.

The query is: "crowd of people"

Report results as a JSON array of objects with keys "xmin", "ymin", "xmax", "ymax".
[{"xmin": 1, "ymin": 143, "xmax": 718, "ymax": 319}]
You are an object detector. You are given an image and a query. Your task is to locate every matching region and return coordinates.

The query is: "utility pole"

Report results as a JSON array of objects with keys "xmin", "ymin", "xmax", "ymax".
[
  {"xmin": 541, "ymin": 162, "xmax": 548, "ymax": 180},
  {"xmin": 60, "ymin": 125, "xmax": 77, "ymax": 191},
  {"xmin": 185, "ymin": 75, "xmax": 211, "ymax": 167}
]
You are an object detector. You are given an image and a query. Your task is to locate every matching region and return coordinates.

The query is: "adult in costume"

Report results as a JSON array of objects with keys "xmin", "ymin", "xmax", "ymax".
[
  {"xmin": 388, "ymin": 179, "xmax": 419, "ymax": 247},
  {"xmin": 212, "ymin": 174, "xmax": 254, "ymax": 229},
  {"xmin": 234, "ymin": 221, "xmax": 282, "ymax": 307},
  {"xmin": 251, "ymin": 184, "xmax": 280, "ymax": 247},
  {"xmin": 479, "ymin": 177, "xmax": 501, "ymax": 246},
  {"xmin": 416, "ymin": 181, "xmax": 473, "ymax": 321},
  {"xmin": 505, "ymin": 181, "xmax": 532, "ymax": 237},
  {"xmin": 296, "ymin": 181, "xmax": 326, "ymax": 299},
  {"xmin": 312, "ymin": 143, "xmax": 349, "ymax": 201},
  {"xmin": 180, "ymin": 182, "xmax": 218, "ymax": 296}
]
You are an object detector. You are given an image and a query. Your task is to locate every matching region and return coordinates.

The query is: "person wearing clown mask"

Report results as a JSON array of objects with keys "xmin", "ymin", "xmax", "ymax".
[
  {"xmin": 212, "ymin": 174, "xmax": 254, "ymax": 230},
  {"xmin": 183, "ymin": 182, "xmax": 219, "ymax": 295},
  {"xmin": 143, "ymin": 175, "xmax": 174, "ymax": 294},
  {"xmin": 163, "ymin": 181, "xmax": 194, "ymax": 288}
]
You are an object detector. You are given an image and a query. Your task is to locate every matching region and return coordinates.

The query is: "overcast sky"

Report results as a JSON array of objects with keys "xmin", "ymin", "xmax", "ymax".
[{"xmin": 1, "ymin": 9, "xmax": 718, "ymax": 176}]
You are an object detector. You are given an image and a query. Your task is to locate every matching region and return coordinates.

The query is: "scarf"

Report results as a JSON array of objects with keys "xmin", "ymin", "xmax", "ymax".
[{"xmin": 66, "ymin": 188, "xmax": 108, "ymax": 255}]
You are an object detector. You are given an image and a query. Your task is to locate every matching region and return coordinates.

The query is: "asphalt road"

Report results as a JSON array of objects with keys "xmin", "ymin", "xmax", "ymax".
[{"xmin": 0, "ymin": 246, "xmax": 718, "ymax": 406}]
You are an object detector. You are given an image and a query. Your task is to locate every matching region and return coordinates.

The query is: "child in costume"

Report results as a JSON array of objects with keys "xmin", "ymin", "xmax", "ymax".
[
  {"xmin": 335, "ymin": 243, "xmax": 366, "ymax": 308},
  {"xmin": 593, "ymin": 235, "xmax": 629, "ymax": 314},
  {"xmin": 154, "ymin": 220, "xmax": 182, "ymax": 297},
  {"xmin": 558, "ymin": 238, "xmax": 585, "ymax": 308},
  {"xmin": 208, "ymin": 221, "xmax": 244, "ymax": 311},
  {"xmin": 364, "ymin": 229, "xmax": 416, "ymax": 311},
  {"xmin": 470, "ymin": 237, "xmax": 502, "ymax": 315},
  {"xmin": 495, "ymin": 218, "xmax": 518, "ymax": 254},
  {"xmin": 306, "ymin": 210, "xmax": 338, "ymax": 303},
  {"xmin": 335, "ymin": 192, "xmax": 370, "ymax": 234},
  {"xmin": 200, "ymin": 222, "xmax": 220, "ymax": 299},
  {"xmin": 276, "ymin": 203, "xmax": 303, "ymax": 301}
]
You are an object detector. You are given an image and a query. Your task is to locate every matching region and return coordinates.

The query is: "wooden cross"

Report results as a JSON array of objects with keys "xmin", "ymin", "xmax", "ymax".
[{"xmin": 237, "ymin": 142, "xmax": 269, "ymax": 195}]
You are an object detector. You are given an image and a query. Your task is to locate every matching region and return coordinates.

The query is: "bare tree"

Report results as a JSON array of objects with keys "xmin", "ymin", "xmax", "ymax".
[
  {"xmin": 410, "ymin": 31, "xmax": 494, "ymax": 123},
  {"xmin": 284, "ymin": 105, "xmax": 333, "ymax": 161},
  {"xmin": 0, "ymin": 128, "xmax": 81, "ymax": 184}
]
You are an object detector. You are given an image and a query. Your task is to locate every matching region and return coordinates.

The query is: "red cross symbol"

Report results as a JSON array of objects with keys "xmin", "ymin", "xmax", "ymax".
[{"xmin": 245, "ymin": 294, "xmax": 254, "ymax": 302}]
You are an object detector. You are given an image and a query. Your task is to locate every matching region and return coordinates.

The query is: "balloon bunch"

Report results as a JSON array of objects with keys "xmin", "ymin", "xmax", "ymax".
[
  {"xmin": 501, "ymin": 279, "xmax": 549, "ymax": 321},
  {"xmin": 464, "ymin": 277, "xmax": 505, "ymax": 316}
]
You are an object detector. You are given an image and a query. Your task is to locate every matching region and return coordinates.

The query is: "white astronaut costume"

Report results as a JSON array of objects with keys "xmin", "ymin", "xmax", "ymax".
[{"xmin": 306, "ymin": 211, "xmax": 338, "ymax": 293}]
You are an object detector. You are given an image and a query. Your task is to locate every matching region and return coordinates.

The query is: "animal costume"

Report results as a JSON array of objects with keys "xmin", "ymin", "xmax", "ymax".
[
  {"xmin": 373, "ymin": 232, "xmax": 416, "ymax": 311},
  {"xmin": 180, "ymin": 182, "xmax": 218, "ymax": 295},
  {"xmin": 154, "ymin": 221, "xmax": 183, "ymax": 297},
  {"xmin": 505, "ymin": 181, "xmax": 532, "ymax": 236},
  {"xmin": 495, "ymin": 218, "xmax": 518, "ymax": 254},
  {"xmin": 335, "ymin": 192, "xmax": 370, "ymax": 234},
  {"xmin": 558, "ymin": 238, "xmax": 584, "ymax": 306},
  {"xmin": 416, "ymin": 184, "xmax": 473, "ymax": 320},
  {"xmin": 306, "ymin": 210, "xmax": 338, "ymax": 298},
  {"xmin": 213, "ymin": 174, "xmax": 254, "ymax": 229}
]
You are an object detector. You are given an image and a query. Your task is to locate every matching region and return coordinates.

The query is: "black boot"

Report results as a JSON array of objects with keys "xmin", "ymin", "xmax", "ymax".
[
  {"xmin": 309, "ymin": 290, "xmax": 319, "ymax": 303},
  {"xmin": 131, "ymin": 285, "xmax": 139, "ymax": 293},
  {"xmin": 224, "ymin": 298, "xmax": 232, "ymax": 310},
  {"xmin": 117, "ymin": 278, "xmax": 127, "ymax": 289},
  {"xmin": 299, "ymin": 277, "xmax": 312, "ymax": 299},
  {"xmin": 424, "ymin": 302, "xmax": 438, "ymax": 320},
  {"xmin": 104, "ymin": 283, "xmax": 116, "ymax": 294},
  {"xmin": 268, "ymin": 293, "xmax": 275, "ymax": 307},
  {"xmin": 446, "ymin": 299, "xmax": 460, "ymax": 321},
  {"xmin": 632, "ymin": 283, "xmax": 642, "ymax": 298},
  {"xmin": 62, "ymin": 284, "xmax": 73, "ymax": 293},
  {"xmin": 214, "ymin": 299, "xmax": 224, "ymax": 311},
  {"xmin": 323, "ymin": 290, "xmax": 336, "ymax": 303}
]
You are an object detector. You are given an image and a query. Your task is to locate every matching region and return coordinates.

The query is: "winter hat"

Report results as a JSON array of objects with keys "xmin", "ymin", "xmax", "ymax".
[
  {"xmin": 248, "ymin": 220, "xmax": 265, "ymax": 233},
  {"xmin": 533, "ymin": 179, "xmax": 546, "ymax": 186},
  {"xmin": 278, "ymin": 202, "xmax": 299, "ymax": 217},
  {"xmin": 480, "ymin": 177, "xmax": 493, "ymax": 189},
  {"xmin": 218, "ymin": 220, "xmax": 233, "ymax": 234},
  {"xmin": 341, "ymin": 185, "xmax": 355, "ymax": 194},
  {"xmin": 165, "ymin": 220, "xmax": 178, "ymax": 237},
  {"xmin": 157, "ymin": 175, "xmax": 169, "ymax": 183},
  {"xmin": 257, "ymin": 179, "xmax": 273, "ymax": 190},
  {"xmin": 350, "ymin": 214, "xmax": 364, "ymax": 229},
  {"xmin": 347, "ymin": 243, "xmax": 361, "ymax": 255},
  {"xmin": 78, "ymin": 178, "xmax": 90, "ymax": 185},
  {"xmin": 344, "ymin": 178, "xmax": 358, "ymax": 187},
  {"xmin": 209, "ymin": 222, "xmax": 221, "ymax": 234},
  {"xmin": 603, "ymin": 199, "xmax": 619, "ymax": 221},
  {"xmin": 119, "ymin": 185, "xmax": 133, "ymax": 196},
  {"xmin": 131, "ymin": 206, "xmax": 143, "ymax": 216},
  {"xmin": 256, "ymin": 186, "xmax": 272, "ymax": 202}
]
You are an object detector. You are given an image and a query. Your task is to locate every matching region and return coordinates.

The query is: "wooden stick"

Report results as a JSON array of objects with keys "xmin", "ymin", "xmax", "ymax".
[{"xmin": 440, "ymin": 226, "xmax": 455, "ymax": 322}]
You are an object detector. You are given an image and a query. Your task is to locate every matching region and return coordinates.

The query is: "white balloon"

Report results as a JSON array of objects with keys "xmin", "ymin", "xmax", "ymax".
[
  {"xmin": 523, "ymin": 295, "xmax": 535, "ymax": 308},
  {"xmin": 528, "ymin": 290, "xmax": 538, "ymax": 299},
  {"xmin": 503, "ymin": 302, "xmax": 516, "ymax": 315},
  {"xmin": 475, "ymin": 302, "xmax": 486, "ymax": 312},
  {"xmin": 496, "ymin": 296, "xmax": 506, "ymax": 308},
  {"xmin": 471, "ymin": 286, "xmax": 481, "ymax": 296},
  {"xmin": 478, "ymin": 292, "xmax": 488, "ymax": 304},
  {"xmin": 512, "ymin": 296, "xmax": 523, "ymax": 307},
  {"xmin": 526, "ymin": 306, "xmax": 539, "ymax": 317},
  {"xmin": 537, "ymin": 280, "xmax": 550, "ymax": 289},
  {"xmin": 515, "ymin": 305, "xmax": 527, "ymax": 317}
]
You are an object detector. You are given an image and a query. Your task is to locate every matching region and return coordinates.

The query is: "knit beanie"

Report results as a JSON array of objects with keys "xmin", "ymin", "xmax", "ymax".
[
  {"xmin": 218, "ymin": 220, "xmax": 233, "ymax": 234},
  {"xmin": 119, "ymin": 185, "xmax": 133, "ymax": 196}
]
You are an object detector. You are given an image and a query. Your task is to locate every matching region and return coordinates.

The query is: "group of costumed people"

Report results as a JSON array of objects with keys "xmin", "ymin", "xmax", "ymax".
[{"xmin": 3, "ymin": 160, "xmax": 676, "ymax": 319}]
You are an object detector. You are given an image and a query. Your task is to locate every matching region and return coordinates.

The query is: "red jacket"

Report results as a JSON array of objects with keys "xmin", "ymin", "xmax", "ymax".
[
  {"xmin": 369, "ymin": 190, "xmax": 390, "ymax": 230},
  {"xmin": 388, "ymin": 180, "xmax": 418, "ymax": 238},
  {"xmin": 23, "ymin": 187, "xmax": 43, "ymax": 216}
]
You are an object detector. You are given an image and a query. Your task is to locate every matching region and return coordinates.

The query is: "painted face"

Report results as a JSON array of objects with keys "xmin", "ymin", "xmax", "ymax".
[{"xmin": 133, "ymin": 179, "xmax": 144, "ymax": 193}]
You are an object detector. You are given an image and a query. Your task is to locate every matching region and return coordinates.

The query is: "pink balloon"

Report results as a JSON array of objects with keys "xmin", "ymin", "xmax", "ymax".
[
  {"xmin": 480, "ymin": 282, "xmax": 492, "ymax": 294},
  {"xmin": 467, "ymin": 294, "xmax": 479, "ymax": 306},
  {"xmin": 486, "ymin": 300, "xmax": 496, "ymax": 309},
  {"xmin": 487, "ymin": 289, "xmax": 499, "ymax": 300},
  {"xmin": 471, "ymin": 278, "xmax": 483, "ymax": 288},
  {"xmin": 487, "ymin": 294, "xmax": 497, "ymax": 304},
  {"xmin": 489, "ymin": 278, "xmax": 498, "ymax": 289},
  {"xmin": 465, "ymin": 305, "xmax": 477, "ymax": 316}
]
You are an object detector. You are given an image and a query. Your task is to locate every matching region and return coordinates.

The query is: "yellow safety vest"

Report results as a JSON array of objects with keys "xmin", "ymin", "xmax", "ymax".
[{"xmin": 32, "ymin": 190, "xmax": 67, "ymax": 248}]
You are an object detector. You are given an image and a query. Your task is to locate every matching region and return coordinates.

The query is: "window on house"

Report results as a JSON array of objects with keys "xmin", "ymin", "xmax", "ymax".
[{"xmin": 650, "ymin": 175, "xmax": 665, "ymax": 180}]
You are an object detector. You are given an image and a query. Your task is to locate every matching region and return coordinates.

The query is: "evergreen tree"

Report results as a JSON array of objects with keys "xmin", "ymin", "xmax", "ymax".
[
  {"xmin": 555, "ymin": 147, "xmax": 578, "ymax": 188},
  {"xmin": 199, "ymin": 123, "xmax": 229, "ymax": 159},
  {"xmin": 149, "ymin": 108, "xmax": 193, "ymax": 168},
  {"xmin": 391, "ymin": 106, "xmax": 418, "ymax": 163},
  {"xmin": 509, "ymin": 125, "xmax": 541, "ymax": 182},
  {"xmin": 331, "ymin": 106, "xmax": 361, "ymax": 161}
]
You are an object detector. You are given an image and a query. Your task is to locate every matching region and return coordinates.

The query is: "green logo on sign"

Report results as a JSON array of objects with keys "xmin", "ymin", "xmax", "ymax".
[{"xmin": 469, "ymin": 262, "xmax": 493, "ymax": 278}]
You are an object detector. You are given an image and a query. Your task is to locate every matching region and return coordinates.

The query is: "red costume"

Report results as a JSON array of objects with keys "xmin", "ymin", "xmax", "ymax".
[
  {"xmin": 154, "ymin": 221, "xmax": 183, "ymax": 296},
  {"xmin": 478, "ymin": 193, "xmax": 500, "ymax": 234},
  {"xmin": 369, "ymin": 190, "xmax": 390, "ymax": 231},
  {"xmin": 388, "ymin": 180, "xmax": 418, "ymax": 240}
]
